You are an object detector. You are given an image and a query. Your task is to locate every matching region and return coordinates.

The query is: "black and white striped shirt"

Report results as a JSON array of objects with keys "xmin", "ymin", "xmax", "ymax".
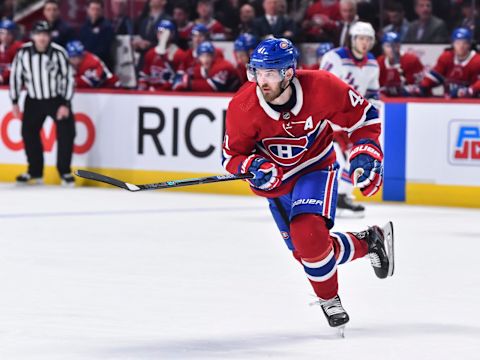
[{"xmin": 9, "ymin": 42, "xmax": 74, "ymax": 104}]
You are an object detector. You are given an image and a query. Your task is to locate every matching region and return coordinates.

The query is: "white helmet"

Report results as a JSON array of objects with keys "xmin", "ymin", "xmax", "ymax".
[{"xmin": 349, "ymin": 21, "xmax": 375, "ymax": 49}]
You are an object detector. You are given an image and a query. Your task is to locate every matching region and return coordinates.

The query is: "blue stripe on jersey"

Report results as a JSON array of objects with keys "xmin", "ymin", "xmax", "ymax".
[
  {"xmin": 332, "ymin": 232, "xmax": 352, "ymax": 264},
  {"xmin": 365, "ymin": 105, "xmax": 379, "ymax": 121},
  {"xmin": 303, "ymin": 254, "xmax": 337, "ymax": 278},
  {"xmin": 429, "ymin": 70, "xmax": 444, "ymax": 84}
]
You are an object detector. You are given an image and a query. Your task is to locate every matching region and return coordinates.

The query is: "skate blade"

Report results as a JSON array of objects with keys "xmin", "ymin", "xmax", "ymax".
[
  {"xmin": 382, "ymin": 221, "xmax": 395, "ymax": 277},
  {"xmin": 337, "ymin": 325, "xmax": 346, "ymax": 338},
  {"xmin": 15, "ymin": 180, "xmax": 44, "ymax": 186}
]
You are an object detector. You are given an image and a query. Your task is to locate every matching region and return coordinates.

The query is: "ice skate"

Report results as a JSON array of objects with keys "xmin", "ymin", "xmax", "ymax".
[
  {"xmin": 16, "ymin": 173, "xmax": 43, "ymax": 185},
  {"xmin": 61, "ymin": 173, "xmax": 75, "ymax": 187},
  {"xmin": 318, "ymin": 295, "xmax": 349, "ymax": 334},
  {"xmin": 356, "ymin": 221, "xmax": 395, "ymax": 279},
  {"xmin": 336, "ymin": 194, "xmax": 365, "ymax": 218}
]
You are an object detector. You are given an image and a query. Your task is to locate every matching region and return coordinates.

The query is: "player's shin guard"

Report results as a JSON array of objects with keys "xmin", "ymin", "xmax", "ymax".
[{"xmin": 290, "ymin": 214, "xmax": 338, "ymax": 300}]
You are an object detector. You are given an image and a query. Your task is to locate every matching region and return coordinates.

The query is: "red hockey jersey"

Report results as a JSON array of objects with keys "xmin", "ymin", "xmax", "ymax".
[
  {"xmin": 190, "ymin": 57, "xmax": 240, "ymax": 92},
  {"xmin": 139, "ymin": 44, "xmax": 187, "ymax": 90},
  {"xmin": 0, "ymin": 40, "xmax": 23, "ymax": 84},
  {"xmin": 181, "ymin": 47, "xmax": 224, "ymax": 75},
  {"xmin": 177, "ymin": 22, "xmax": 194, "ymax": 47},
  {"xmin": 236, "ymin": 62, "xmax": 248, "ymax": 85},
  {"xmin": 420, "ymin": 49, "xmax": 480, "ymax": 95},
  {"xmin": 196, "ymin": 19, "xmax": 226, "ymax": 40},
  {"xmin": 222, "ymin": 70, "xmax": 381, "ymax": 197},
  {"xmin": 74, "ymin": 51, "xmax": 119, "ymax": 88},
  {"xmin": 377, "ymin": 52, "xmax": 424, "ymax": 96}
]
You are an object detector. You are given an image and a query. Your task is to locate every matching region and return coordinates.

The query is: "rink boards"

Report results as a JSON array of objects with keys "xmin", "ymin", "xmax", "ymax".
[{"xmin": 0, "ymin": 88, "xmax": 479, "ymax": 207}]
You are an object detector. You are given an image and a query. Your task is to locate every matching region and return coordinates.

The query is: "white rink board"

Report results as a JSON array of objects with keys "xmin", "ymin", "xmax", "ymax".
[
  {"xmin": 406, "ymin": 102, "xmax": 480, "ymax": 186},
  {"xmin": 0, "ymin": 89, "xmax": 229, "ymax": 173}
]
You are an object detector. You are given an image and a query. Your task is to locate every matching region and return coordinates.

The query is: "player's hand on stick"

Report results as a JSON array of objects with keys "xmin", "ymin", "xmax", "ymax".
[
  {"xmin": 241, "ymin": 155, "xmax": 283, "ymax": 191},
  {"xmin": 349, "ymin": 140, "xmax": 383, "ymax": 197}
]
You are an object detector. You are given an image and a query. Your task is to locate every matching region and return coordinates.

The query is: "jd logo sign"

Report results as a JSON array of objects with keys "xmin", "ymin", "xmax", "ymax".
[
  {"xmin": 448, "ymin": 120, "xmax": 480, "ymax": 165},
  {"xmin": 0, "ymin": 111, "xmax": 96, "ymax": 154}
]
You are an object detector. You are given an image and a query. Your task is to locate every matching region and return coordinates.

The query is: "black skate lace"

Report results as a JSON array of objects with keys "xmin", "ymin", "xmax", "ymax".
[
  {"xmin": 369, "ymin": 252, "xmax": 382, "ymax": 268},
  {"xmin": 312, "ymin": 296, "xmax": 346, "ymax": 316}
]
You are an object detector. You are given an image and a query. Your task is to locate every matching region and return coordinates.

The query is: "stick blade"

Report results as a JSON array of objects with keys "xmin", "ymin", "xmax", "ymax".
[{"xmin": 74, "ymin": 170, "xmax": 135, "ymax": 191}]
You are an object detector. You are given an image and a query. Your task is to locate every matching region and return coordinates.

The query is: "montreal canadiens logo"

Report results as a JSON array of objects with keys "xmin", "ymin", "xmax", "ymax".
[{"xmin": 261, "ymin": 136, "xmax": 309, "ymax": 166}]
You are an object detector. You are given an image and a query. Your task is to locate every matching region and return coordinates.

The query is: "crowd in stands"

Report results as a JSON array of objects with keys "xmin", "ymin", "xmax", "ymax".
[{"xmin": 1, "ymin": 0, "xmax": 480, "ymax": 98}]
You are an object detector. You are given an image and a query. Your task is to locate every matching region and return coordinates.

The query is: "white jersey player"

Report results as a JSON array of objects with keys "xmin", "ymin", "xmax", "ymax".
[{"xmin": 320, "ymin": 21, "xmax": 380, "ymax": 218}]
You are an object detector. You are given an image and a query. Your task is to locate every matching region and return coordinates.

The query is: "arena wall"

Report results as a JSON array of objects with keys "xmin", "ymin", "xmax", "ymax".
[{"xmin": 0, "ymin": 87, "xmax": 479, "ymax": 207}]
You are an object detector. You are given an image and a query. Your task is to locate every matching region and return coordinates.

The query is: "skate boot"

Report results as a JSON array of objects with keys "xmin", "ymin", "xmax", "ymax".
[
  {"xmin": 336, "ymin": 194, "xmax": 365, "ymax": 218},
  {"xmin": 318, "ymin": 295, "xmax": 350, "ymax": 329},
  {"xmin": 61, "ymin": 173, "xmax": 75, "ymax": 187},
  {"xmin": 355, "ymin": 221, "xmax": 395, "ymax": 279},
  {"xmin": 16, "ymin": 173, "xmax": 43, "ymax": 185}
]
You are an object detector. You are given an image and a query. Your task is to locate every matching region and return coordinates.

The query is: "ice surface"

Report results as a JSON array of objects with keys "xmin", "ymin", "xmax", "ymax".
[{"xmin": 0, "ymin": 184, "xmax": 479, "ymax": 359}]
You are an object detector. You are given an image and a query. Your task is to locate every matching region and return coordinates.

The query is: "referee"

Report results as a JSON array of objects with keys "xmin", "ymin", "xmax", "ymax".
[{"xmin": 10, "ymin": 21, "xmax": 76, "ymax": 186}]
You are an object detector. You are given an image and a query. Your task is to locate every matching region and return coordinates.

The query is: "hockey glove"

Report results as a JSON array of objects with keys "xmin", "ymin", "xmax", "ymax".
[
  {"xmin": 241, "ymin": 155, "xmax": 283, "ymax": 191},
  {"xmin": 349, "ymin": 139, "xmax": 383, "ymax": 197},
  {"xmin": 450, "ymin": 85, "xmax": 473, "ymax": 98},
  {"xmin": 172, "ymin": 72, "xmax": 190, "ymax": 91}
]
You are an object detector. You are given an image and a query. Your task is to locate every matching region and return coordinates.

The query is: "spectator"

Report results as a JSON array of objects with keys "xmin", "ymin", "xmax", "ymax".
[
  {"xmin": 110, "ymin": 0, "xmax": 133, "ymax": 35},
  {"xmin": 302, "ymin": 0, "xmax": 340, "ymax": 42},
  {"xmin": 252, "ymin": 0, "xmax": 296, "ymax": 40},
  {"xmin": 43, "ymin": 0, "xmax": 75, "ymax": 47},
  {"xmin": 336, "ymin": 0, "xmax": 359, "ymax": 47},
  {"xmin": 173, "ymin": 41, "xmax": 240, "ymax": 92},
  {"xmin": 0, "ymin": 20, "xmax": 23, "ymax": 85},
  {"xmin": 403, "ymin": 0, "xmax": 449, "ymax": 43},
  {"xmin": 356, "ymin": 0, "xmax": 380, "ymax": 30},
  {"xmin": 215, "ymin": 0, "xmax": 241, "ymax": 37},
  {"xmin": 456, "ymin": 1, "xmax": 480, "ymax": 41},
  {"xmin": 302, "ymin": 42, "xmax": 334, "ymax": 69},
  {"xmin": 382, "ymin": 2, "xmax": 409, "ymax": 41},
  {"xmin": 377, "ymin": 32, "xmax": 424, "ymax": 97},
  {"xmin": 419, "ymin": 27, "xmax": 480, "ymax": 98},
  {"xmin": 233, "ymin": 33, "xmax": 258, "ymax": 84},
  {"xmin": 181, "ymin": 24, "xmax": 224, "ymax": 75},
  {"xmin": 173, "ymin": 2, "xmax": 193, "ymax": 50},
  {"xmin": 133, "ymin": 0, "xmax": 172, "ymax": 53},
  {"xmin": 195, "ymin": 0, "xmax": 228, "ymax": 40},
  {"xmin": 66, "ymin": 40, "xmax": 120, "ymax": 88},
  {"xmin": 237, "ymin": 4, "xmax": 256, "ymax": 36},
  {"xmin": 79, "ymin": 0, "xmax": 115, "ymax": 69},
  {"xmin": 139, "ymin": 20, "xmax": 187, "ymax": 91},
  {"xmin": 0, "ymin": 0, "xmax": 14, "ymax": 21}
]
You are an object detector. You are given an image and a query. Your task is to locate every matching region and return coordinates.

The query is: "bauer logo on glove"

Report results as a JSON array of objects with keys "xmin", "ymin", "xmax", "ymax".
[{"xmin": 349, "ymin": 139, "xmax": 384, "ymax": 197}]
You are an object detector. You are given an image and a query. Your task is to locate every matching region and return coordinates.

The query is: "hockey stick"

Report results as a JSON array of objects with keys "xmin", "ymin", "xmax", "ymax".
[{"xmin": 75, "ymin": 169, "xmax": 254, "ymax": 192}]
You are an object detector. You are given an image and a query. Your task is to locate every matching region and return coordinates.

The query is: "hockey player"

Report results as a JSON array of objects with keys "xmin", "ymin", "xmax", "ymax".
[
  {"xmin": 302, "ymin": 42, "xmax": 334, "ymax": 70},
  {"xmin": 222, "ymin": 38, "xmax": 394, "ymax": 330},
  {"xmin": 419, "ymin": 27, "xmax": 480, "ymax": 98},
  {"xmin": 173, "ymin": 41, "xmax": 240, "ymax": 92},
  {"xmin": 66, "ymin": 40, "xmax": 120, "ymax": 89},
  {"xmin": 181, "ymin": 24, "xmax": 224, "ymax": 75},
  {"xmin": 138, "ymin": 20, "xmax": 187, "ymax": 91},
  {"xmin": 233, "ymin": 33, "xmax": 258, "ymax": 85},
  {"xmin": 0, "ymin": 20, "xmax": 23, "ymax": 85},
  {"xmin": 377, "ymin": 32, "xmax": 424, "ymax": 97},
  {"xmin": 320, "ymin": 21, "xmax": 380, "ymax": 218}
]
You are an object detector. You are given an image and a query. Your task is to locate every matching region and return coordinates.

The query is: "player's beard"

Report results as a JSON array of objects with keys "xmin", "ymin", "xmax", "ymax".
[{"xmin": 260, "ymin": 79, "xmax": 287, "ymax": 102}]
